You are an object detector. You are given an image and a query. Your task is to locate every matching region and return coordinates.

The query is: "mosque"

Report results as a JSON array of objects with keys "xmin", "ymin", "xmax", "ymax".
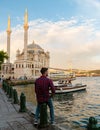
[{"xmin": 1, "ymin": 10, "xmax": 50, "ymax": 79}]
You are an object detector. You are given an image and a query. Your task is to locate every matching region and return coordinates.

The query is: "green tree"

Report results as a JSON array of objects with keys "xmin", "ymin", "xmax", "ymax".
[{"xmin": 0, "ymin": 50, "xmax": 8, "ymax": 70}]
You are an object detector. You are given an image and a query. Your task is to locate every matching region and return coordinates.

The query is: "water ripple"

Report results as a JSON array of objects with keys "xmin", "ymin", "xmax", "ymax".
[{"xmin": 14, "ymin": 77, "xmax": 100, "ymax": 129}]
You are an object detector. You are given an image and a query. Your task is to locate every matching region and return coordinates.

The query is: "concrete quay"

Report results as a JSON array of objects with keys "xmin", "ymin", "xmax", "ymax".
[{"xmin": 0, "ymin": 86, "xmax": 72, "ymax": 130}]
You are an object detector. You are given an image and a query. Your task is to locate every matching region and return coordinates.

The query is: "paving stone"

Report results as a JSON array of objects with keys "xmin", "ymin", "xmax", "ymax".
[
  {"xmin": 0, "ymin": 88, "xmax": 36, "ymax": 130},
  {"xmin": 0, "ymin": 127, "xmax": 11, "ymax": 130},
  {"xmin": 8, "ymin": 121, "xmax": 26, "ymax": 130},
  {"xmin": 0, "ymin": 88, "xmax": 71, "ymax": 130},
  {"xmin": 24, "ymin": 123, "xmax": 36, "ymax": 130}
]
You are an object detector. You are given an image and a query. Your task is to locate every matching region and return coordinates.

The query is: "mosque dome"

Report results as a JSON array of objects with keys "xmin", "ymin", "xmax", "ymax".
[{"xmin": 27, "ymin": 40, "xmax": 43, "ymax": 50}]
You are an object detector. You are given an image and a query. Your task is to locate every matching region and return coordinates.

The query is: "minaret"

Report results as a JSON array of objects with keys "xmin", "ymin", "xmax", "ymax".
[
  {"xmin": 24, "ymin": 9, "xmax": 29, "ymax": 60},
  {"xmin": 7, "ymin": 16, "xmax": 11, "ymax": 63}
]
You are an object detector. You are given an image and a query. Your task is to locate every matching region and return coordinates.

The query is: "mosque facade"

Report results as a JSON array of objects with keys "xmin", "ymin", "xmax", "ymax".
[
  {"xmin": 1, "ymin": 10, "xmax": 50, "ymax": 79},
  {"xmin": 14, "ymin": 40, "xmax": 50, "ymax": 78}
]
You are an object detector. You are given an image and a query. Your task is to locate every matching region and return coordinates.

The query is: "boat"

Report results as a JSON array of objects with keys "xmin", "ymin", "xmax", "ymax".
[
  {"xmin": 52, "ymin": 81, "xmax": 87, "ymax": 94},
  {"xmin": 49, "ymin": 71, "xmax": 76, "ymax": 81}
]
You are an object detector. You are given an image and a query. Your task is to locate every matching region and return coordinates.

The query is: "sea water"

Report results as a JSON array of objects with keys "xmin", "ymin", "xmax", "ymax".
[{"xmin": 15, "ymin": 77, "xmax": 100, "ymax": 129}]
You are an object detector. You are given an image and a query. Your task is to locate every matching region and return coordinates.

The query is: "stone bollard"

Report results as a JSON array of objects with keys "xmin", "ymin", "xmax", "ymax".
[
  {"xmin": 4, "ymin": 82, "xmax": 7, "ymax": 92},
  {"xmin": 2, "ymin": 81, "xmax": 5, "ymax": 90},
  {"xmin": 13, "ymin": 89, "xmax": 19, "ymax": 104},
  {"xmin": 9, "ymin": 87, "xmax": 13, "ymax": 98},
  {"xmin": 4, "ymin": 84, "xmax": 7, "ymax": 93},
  {"xmin": 3, "ymin": 82, "xmax": 6, "ymax": 91},
  {"xmin": 19, "ymin": 93, "xmax": 27, "ymax": 112},
  {"xmin": 7, "ymin": 85, "xmax": 10, "ymax": 95},
  {"xmin": 3, "ymin": 81, "xmax": 6, "ymax": 91},
  {"xmin": 39, "ymin": 103, "xmax": 48, "ymax": 128},
  {"xmin": 87, "ymin": 117, "xmax": 100, "ymax": 130}
]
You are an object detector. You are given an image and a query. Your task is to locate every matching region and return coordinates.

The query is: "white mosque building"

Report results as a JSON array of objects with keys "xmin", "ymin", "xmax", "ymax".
[{"xmin": 1, "ymin": 10, "xmax": 50, "ymax": 79}]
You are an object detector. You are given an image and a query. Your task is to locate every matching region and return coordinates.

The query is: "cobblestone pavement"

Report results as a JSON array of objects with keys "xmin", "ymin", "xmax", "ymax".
[
  {"xmin": 0, "ymin": 86, "xmax": 72, "ymax": 130},
  {"xmin": 0, "ymin": 88, "xmax": 37, "ymax": 130}
]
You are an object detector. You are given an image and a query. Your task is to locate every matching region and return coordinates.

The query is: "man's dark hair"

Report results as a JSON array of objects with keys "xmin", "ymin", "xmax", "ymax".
[{"xmin": 40, "ymin": 67, "xmax": 48, "ymax": 74}]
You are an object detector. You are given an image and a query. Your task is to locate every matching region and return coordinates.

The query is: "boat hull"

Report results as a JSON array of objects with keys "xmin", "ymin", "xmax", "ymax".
[{"xmin": 54, "ymin": 84, "xmax": 87, "ymax": 94}]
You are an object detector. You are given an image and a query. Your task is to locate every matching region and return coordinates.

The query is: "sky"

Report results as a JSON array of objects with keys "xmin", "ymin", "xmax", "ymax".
[{"xmin": 0, "ymin": 0, "xmax": 100, "ymax": 70}]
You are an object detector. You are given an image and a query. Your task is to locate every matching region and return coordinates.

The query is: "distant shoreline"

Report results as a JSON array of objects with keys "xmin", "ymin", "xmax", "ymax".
[
  {"xmin": 76, "ymin": 75, "xmax": 100, "ymax": 77},
  {"xmin": 4, "ymin": 76, "xmax": 100, "ymax": 86}
]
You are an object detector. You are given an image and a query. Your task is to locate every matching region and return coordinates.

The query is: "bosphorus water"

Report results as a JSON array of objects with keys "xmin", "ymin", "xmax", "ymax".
[{"xmin": 14, "ymin": 77, "xmax": 100, "ymax": 129}]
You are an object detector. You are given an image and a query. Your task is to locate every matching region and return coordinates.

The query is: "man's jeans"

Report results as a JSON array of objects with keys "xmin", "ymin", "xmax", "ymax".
[{"xmin": 35, "ymin": 98, "xmax": 55, "ymax": 123}]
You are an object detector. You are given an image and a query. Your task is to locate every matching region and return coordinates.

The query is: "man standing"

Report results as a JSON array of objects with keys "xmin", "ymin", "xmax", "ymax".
[{"xmin": 34, "ymin": 67, "xmax": 55, "ymax": 125}]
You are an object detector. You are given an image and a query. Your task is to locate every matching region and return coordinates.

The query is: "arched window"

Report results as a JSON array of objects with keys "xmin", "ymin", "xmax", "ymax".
[
  {"xmin": 22, "ymin": 64, "xmax": 23, "ymax": 68},
  {"xmin": 19, "ymin": 64, "xmax": 20, "ymax": 68},
  {"xmin": 16, "ymin": 64, "xmax": 17, "ymax": 68},
  {"xmin": 32, "ymin": 64, "xmax": 34, "ymax": 68}
]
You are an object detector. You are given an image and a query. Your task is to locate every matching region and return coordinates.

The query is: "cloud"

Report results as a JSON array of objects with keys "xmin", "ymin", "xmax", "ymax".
[
  {"xmin": 0, "ymin": 18, "xmax": 100, "ymax": 70},
  {"xmin": 73, "ymin": 0, "xmax": 100, "ymax": 20},
  {"xmin": 75, "ymin": 0, "xmax": 100, "ymax": 8}
]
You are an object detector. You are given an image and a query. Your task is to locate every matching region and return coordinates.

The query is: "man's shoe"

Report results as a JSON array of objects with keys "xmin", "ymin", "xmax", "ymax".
[
  {"xmin": 34, "ymin": 119, "xmax": 38, "ymax": 125},
  {"xmin": 51, "ymin": 121, "xmax": 56, "ymax": 125}
]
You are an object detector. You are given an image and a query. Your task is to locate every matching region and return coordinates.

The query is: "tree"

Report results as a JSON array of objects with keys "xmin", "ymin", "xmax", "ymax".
[{"xmin": 0, "ymin": 50, "xmax": 8, "ymax": 70}]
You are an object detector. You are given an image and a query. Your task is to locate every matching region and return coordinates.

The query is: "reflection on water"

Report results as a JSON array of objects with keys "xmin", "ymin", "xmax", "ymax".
[
  {"xmin": 14, "ymin": 84, "xmax": 37, "ymax": 105},
  {"xmin": 14, "ymin": 77, "xmax": 100, "ymax": 129}
]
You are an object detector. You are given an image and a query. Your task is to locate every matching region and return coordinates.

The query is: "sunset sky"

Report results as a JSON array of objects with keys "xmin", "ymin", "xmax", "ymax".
[{"xmin": 0, "ymin": 0, "xmax": 100, "ymax": 70}]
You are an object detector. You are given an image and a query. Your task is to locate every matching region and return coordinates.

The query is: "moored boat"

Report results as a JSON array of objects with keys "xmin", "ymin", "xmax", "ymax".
[
  {"xmin": 54, "ymin": 84, "xmax": 86, "ymax": 94},
  {"xmin": 52, "ymin": 80, "xmax": 87, "ymax": 94}
]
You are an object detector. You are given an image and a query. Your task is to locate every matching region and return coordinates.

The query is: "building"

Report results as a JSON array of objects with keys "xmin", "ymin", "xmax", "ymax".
[
  {"xmin": 1, "ymin": 16, "xmax": 14, "ymax": 78},
  {"xmin": 14, "ymin": 40, "xmax": 50, "ymax": 78},
  {"xmin": 1, "ymin": 10, "xmax": 50, "ymax": 79}
]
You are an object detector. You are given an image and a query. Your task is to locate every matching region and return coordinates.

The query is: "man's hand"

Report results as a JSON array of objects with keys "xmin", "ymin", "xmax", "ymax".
[{"xmin": 49, "ymin": 93, "xmax": 55, "ymax": 98}]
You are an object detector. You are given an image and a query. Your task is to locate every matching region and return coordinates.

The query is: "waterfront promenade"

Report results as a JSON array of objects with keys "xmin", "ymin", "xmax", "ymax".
[
  {"xmin": 0, "ymin": 86, "xmax": 72, "ymax": 130},
  {"xmin": 0, "ymin": 87, "xmax": 36, "ymax": 130}
]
